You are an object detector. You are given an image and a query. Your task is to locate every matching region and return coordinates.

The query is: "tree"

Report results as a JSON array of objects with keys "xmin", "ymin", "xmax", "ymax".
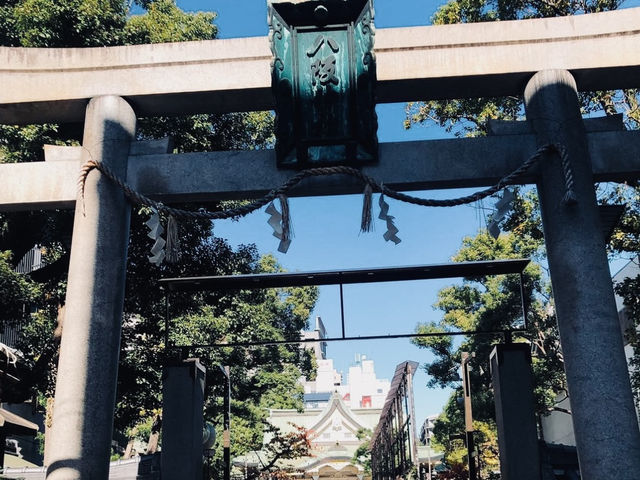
[
  {"xmin": 239, "ymin": 422, "xmax": 312, "ymax": 480},
  {"xmin": 121, "ymin": 220, "xmax": 318, "ymax": 466},
  {"xmin": 0, "ymin": 0, "xmax": 315, "ymax": 472},
  {"xmin": 0, "ymin": 251, "xmax": 40, "ymax": 324},
  {"xmin": 407, "ymin": 1, "xmax": 640, "ymax": 475},
  {"xmin": 0, "ymin": 0, "xmax": 127, "ymax": 47},
  {"xmin": 351, "ymin": 428, "xmax": 373, "ymax": 474},
  {"xmin": 412, "ymin": 191, "xmax": 567, "ymax": 477},
  {"xmin": 404, "ymin": 0, "xmax": 639, "ymax": 137},
  {"xmin": 616, "ymin": 271, "xmax": 640, "ymax": 411},
  {"xmin": 124, "ymin": 0, "xmax": 216, "ymax": 44}
]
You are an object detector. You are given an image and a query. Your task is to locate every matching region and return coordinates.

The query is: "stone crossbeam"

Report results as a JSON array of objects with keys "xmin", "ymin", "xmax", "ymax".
[
  {"xmin": 1, "ymin": 7, "xmax": 640, "ymax": 124},
  {"xmin": 2, "ymin": 130, "xmax": 639, "ymax": 212}
]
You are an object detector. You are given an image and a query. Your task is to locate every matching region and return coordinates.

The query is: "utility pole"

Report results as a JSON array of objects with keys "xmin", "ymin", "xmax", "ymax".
[
  {"xmin": 461, "ymin": 352, "xmax": 478, "ymax": 480},
  {"xmin": 221, "ymin": 365, "xmax": 231, "ymax": 480}
]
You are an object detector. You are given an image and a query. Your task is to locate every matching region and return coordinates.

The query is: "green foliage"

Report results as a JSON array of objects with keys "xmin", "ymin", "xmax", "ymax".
[
  {"xmin": 124, "ymin": 0, "xmax": 216, "ymax": 44},
  {"xmin": 351, "ymin": 428, "xmax": 372, "ymax": 473},
  {"xmin": 118, "ymin": 212, "xmax": 318, "ymax": 458},
  {"xmin": 405, "ymin": 96, "xmax": 522, "ymax": 137},
  {"xmin": 6, "ymin": 0, "xmax": 126, "ymax": 47},
  {"xmin": 0, "ymin": 0, "xmax": 303, "ymax": 471},
  {"xmin": 413, "ymin": 190, "xmax": 567, "ymax": 477},
  {"xmin": 137, "ymin": 111, "xmax": 274, "ymax": 153},
  {"xmin": 242, "ymin": 422, "xmax": 312, "ymax": 479},
  {"xmin": 615, "ymin": 270, "xmax": 640, "ymax": 410},
  {"xmin": 0, "ymin": 251, "xmax": 40, "ymax": 324},
  {"xmin": 404, "ymin": 0, "xmax": 640, "ymax": 136},
  {"xmin": 406, "ymin": 5, "xmax": 640, "ymax": 476},
  {"xmin": 415, "ymin": 185, "xmax": 639, "ymax": 477},
  {"xmin": 431, "ymin": 397, "xmax": 499, "ymax": 479},
  {"xmin": 602, "ymin": 183, "xmax": 640, "ymax": 254},
  {"xmin": 0, "ymin": 124, "xmax": 77, "ymax": 165}
]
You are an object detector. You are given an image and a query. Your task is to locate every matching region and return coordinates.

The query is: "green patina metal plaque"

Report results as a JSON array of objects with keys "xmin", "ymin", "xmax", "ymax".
[{"xmin": 269, "ymin": 0, "xmax": 378, "ymax": 169}]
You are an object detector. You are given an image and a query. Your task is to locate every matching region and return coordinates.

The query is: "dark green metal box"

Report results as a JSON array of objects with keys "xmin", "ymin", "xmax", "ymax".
[{"xmin": 269, "ymin": 0, "xmax": 378, "ymax": 168}]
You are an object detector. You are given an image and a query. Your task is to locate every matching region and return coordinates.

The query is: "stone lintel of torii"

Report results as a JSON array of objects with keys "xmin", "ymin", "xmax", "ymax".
[
  {"xmin": 0, "ymin": 6, "xmax": 640, "ymax": 480},
  {"xmin": 1, "ymin": 123, "xmax": 640, "ymax": 212},
  {"xmin": 0, "ymin": 7, "xmax": 640, "ymax": 124}
]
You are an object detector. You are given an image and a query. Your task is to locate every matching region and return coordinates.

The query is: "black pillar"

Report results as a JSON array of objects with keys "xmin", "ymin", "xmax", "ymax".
[
  {"xmin": 490, "ymin": 343, "xmax": 541, "ymax": 480},
  {"xmin": 162, "ymin": 358, "xmax": 206, "ymax": 480}
]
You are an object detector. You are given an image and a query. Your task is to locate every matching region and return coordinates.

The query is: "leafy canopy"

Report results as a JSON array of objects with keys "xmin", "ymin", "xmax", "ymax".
[{"xmin": 0, "ymin": 1, "xmax": 311, "ymax": 473}]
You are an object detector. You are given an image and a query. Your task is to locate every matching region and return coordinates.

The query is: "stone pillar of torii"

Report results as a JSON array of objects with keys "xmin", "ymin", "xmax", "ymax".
[{"xmin": 1, "ymin": 8, "xmax": 640, "ymax": 480}]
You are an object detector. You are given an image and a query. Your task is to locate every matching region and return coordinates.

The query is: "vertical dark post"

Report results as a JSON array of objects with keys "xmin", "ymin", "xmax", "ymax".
[
  {"xmin": 162, "ymin": 359, "xmax": 206, "ymax": 480},
  {"xmin": 490, "ymin": 344, "xmax": 541, "ymax": 480},
  {"xmin": 339, "ymin": 284, "xmax": 346, "ymax": 339},
  {"xmin": 524, "ymin": 69, "xmax": 640, "ymax": 479},
  {"xmin": 461, "ymin": 352, "xmax": 477, "ymax": 480},
  {"xmin": 0, "ymin": 430, "xmax": 6, "ymax": 471},
  {"xmin": 222, "ymin": 365, "xmax": 231, "ymax": 480}
]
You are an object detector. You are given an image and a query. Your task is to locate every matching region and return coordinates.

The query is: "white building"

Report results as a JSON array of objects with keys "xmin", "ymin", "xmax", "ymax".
[
  {"xmin": 303, "ymin": 355, "xmax": 390, "ymax": 410},
  {"xmin": 235, "ymin": 322, "xmax": 392, "ymax": 478},
  {"xmin": 262, "ymin": 392, "xmax": 381, "ymax": 478}
]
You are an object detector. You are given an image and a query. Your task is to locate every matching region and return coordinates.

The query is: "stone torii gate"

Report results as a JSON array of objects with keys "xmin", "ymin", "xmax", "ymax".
[{"xmin": 1, "ymin": 7, "xmax": 640, "ymax": 480}]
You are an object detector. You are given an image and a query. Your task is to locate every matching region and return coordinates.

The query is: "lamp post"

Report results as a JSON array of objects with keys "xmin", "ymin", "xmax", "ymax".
[
  {"xmin": 269, "ymin": 0, "xmax": 378, "ymax": 168},
  {"xmin": 220, "ymin": 365, "xmax": 231, "ymax": 480},
  {"xmin": 427, "ymin": 424, "xmax": 432, "ymax": 480},
  {"xmin": 461, "ymin": 352, "xmax": 478, "ymax": 480}
]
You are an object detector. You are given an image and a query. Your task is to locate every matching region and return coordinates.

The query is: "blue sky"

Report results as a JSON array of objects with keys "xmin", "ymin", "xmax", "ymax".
[
  {"xmin": 165, "ymin": 0, "xmax": 639, "ymax": 427},
  {"xmin": 200, "ymin": 0, "xmax": 470, "ymax": 424}
]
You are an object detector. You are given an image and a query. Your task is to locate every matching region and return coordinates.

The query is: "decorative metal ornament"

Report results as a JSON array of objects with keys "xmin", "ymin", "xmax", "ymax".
[{"xmin": 269, "ymin": 0, "xmax": 378, "ymax": 168}]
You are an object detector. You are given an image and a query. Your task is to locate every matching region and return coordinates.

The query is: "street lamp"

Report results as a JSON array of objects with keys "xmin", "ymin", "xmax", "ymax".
[{"xmin": 220, "ymin": 365, "xmax": 231, "ymax": 480}]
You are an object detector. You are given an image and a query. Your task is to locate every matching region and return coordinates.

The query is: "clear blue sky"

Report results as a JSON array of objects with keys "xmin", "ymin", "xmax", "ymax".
[{"xmin": 167, "ymin": 0, "xmax": 639, "ymax": 428}]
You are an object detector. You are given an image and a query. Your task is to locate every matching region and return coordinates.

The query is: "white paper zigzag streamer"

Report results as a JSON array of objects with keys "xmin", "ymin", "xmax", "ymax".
[
  {"xmin": 378, "ymin": 194, "xmax": 401, "ymax": 245},
  {"xmin": 145, "ymin": 210, "xmax": 166, "ymax": 265},
  {"xmin": 266, "ymin": 202, "xmax": 291, "ymax": 253}
]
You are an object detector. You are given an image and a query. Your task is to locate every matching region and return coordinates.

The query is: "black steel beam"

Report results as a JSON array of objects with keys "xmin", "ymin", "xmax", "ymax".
[{"xmin": 159, "ymin": 258, "xmax": 530, "ymax": 292}]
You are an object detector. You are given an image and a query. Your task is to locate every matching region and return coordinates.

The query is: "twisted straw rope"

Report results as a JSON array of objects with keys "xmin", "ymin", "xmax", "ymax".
[{"xmin": 78, "ymin": 143, "xmax": 575, "ymax": 219}]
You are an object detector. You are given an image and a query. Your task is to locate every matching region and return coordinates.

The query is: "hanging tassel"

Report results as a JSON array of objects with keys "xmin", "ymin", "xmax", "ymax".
[
  {"xmin": 360, "ymin": 183, "xmax": 374, "ymax": 233},
  {"xmin": 165, "ymin": 215, "xmax": 180, "ymax": 264},
  {"xmin": 278, "ymin": 194, "xmax": 292, "ymax": 253}
]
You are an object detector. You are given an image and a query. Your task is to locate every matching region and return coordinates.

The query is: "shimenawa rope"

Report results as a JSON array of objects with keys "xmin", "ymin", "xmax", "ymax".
[{"xmin": 78, "ymin": 143, "xmax": 576, "ymax": 221}]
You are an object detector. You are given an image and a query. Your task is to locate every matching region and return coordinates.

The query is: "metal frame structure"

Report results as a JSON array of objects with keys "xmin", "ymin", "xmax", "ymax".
[
  {"xmin": 158, "ymin": 258, "xmax": 530, "ymax": 350},
  {"xmin": 370, "ymin": 361, "xmax": 420, "ymax": 480}
]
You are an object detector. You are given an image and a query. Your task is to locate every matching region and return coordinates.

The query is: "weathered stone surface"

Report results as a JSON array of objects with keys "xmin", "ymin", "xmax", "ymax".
[
  {"xmin": 45, "ymin": 96, "xmax": 136, "ymax": 480},
  {"xmin": 525, "ymin": 69, "xmax": 640, "ymax": 480},
  {"xmin": 1, "ymin": 7, "xmax": 639, "ymax": 123},
  {"xmin": 1, "ymin": 130, "xmax": 639, "ymax": 211}
]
